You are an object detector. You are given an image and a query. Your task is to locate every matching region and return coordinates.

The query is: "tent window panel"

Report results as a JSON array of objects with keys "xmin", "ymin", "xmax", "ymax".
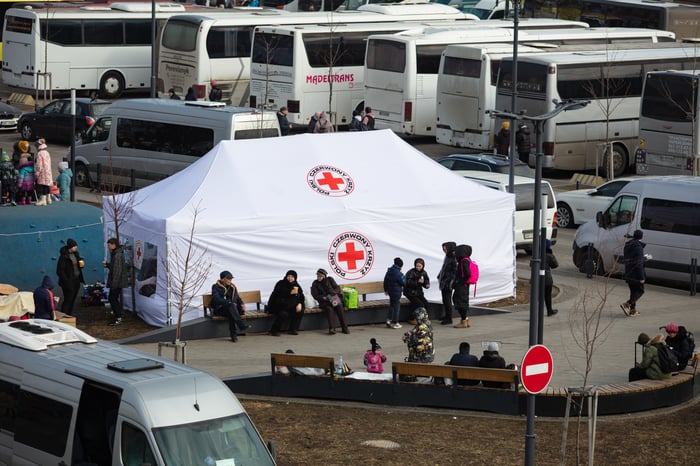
[{"xmin": 116, "ymin": 118, "xmax": 214, "ymax": 157}]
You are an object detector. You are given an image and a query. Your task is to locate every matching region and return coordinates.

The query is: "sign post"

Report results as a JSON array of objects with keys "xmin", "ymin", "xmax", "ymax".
[{"xmin": 520, "ymin": 344, "xmax": 554, "ymax": 395}]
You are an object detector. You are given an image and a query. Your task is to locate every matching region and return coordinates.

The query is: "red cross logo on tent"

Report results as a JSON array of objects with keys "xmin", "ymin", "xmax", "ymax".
[
  {"xmin": 307, "ymin": 165, "xmax": 355, "ymax": 197},
  {"xmin": 328, "ymin": 231, "xmax": 374, "ymax": 280}
]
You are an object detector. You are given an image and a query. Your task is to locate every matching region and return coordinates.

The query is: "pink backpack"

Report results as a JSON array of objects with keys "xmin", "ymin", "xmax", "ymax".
[{"xmin": 462, "ymin": 258, "xmax": 480, "ymax": 297}]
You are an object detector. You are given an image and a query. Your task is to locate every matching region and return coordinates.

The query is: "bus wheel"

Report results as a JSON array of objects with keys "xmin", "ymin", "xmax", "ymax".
[
  {"xmin": 99, "ymin": 71, "xmax": 125, "ymax": 99},
  {"xmin": 74, "ymin": 163, "xmax": 91, "ymax": 188},
  {"xmin": 602, "ymin": 144, "xmax": 628, "ymax": 178}
]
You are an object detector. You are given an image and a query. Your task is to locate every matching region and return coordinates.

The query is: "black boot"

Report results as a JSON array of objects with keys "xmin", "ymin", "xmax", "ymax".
[
  {"xmin": 341, "ymin": 326, "xmax": 350, "ymax": 334},
  {"xmin": 328, "ymin": 327, "xmax": 336, "ymax": 335}
]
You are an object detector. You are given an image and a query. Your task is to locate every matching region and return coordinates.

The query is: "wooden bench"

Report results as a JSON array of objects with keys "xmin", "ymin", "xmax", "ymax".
[
  {"xmin": 391, "ymin": 361, "xmax": 520, "ymax": 391},
  {"xmin": 335, "ymin": 281, "xmax": 410, "ymax": 310},
  {"xmin": 202, "ymin": 291, "xmax": 263, "ymax": 321},
  {"xmin": 270, "ymin": 352, "xmax": 336, "ymax": 377}
]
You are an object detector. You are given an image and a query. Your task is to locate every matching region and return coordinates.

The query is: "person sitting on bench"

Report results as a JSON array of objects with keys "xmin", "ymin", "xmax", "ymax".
[{"xmin": 211, "ymin": 270, "xmax": 248, "ymax": 343}]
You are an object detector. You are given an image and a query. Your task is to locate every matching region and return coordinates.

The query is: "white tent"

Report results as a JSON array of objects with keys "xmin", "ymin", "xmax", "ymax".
[{"xmin": 104, "ymin": 130, "xmax": 515, "ymax": 327}]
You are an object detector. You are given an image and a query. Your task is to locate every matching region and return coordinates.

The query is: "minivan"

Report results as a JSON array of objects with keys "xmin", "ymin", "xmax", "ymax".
[
  {"xmin": 73, "ymin": 99, "xmax": 280, "ymax": 189},
  {"xmin": 0, "ymin": 320, "xmax": 276, "ymax": 465},
  {"xmin": 455, "ymin": 170, "xmax": 557, "ymax": 253},
  {"xmin": 573, "ymin": 176, "xmax": 700, "ymax": 284}
]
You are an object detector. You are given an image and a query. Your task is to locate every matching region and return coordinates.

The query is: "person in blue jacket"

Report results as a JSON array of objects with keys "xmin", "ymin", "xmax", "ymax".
[
  {"xmin": 33, "ymin": 275, "xmax": 57, "ymax": 320},
  {"xmin": 383, "ymin": 257, "xmax": 405, "ymax": 329}
]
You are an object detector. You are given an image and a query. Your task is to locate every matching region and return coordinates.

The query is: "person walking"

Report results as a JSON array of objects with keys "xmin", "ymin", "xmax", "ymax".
[
  {"xmin": 515, "ymin": 123, "xmax": 531, "ymax": 164},
  {"xmin": 56, "ymin": 238, "xmax": 85, "ymax": 315},
  {"xmin": 310, "ymin": 268, "xmax": 349, "ymax": 335},
  {"xmin": 621, "ymin": 229, "xmax": 646, "ymax": 317},
  {"xmin": 383, "ymin": 257, "xmax": 406, "ymax": 329},
  {"xmin": 494, "ymin": 121, "xmax": 510, "ymax": 155},
  {"xmin": 544, "ymin": 239, "xmax": 559, "ymax": 316},
  {"xmin": 277, "ymin": 106, "xmax": 291, "ymax": 136},
  {"xmin": 211, "ymin": 270, "xmax": 249, "ymax": 342},
  {"xmin": 34, "ymin": 139, "xmax": 52, "ymax": 206},
  {"xmin": 103, "ymin": 238, "xmax": 129, "ymax": 326},
  {"xmin": 437, "ymin": 241, "xmax": 457, "ymax": 325}
]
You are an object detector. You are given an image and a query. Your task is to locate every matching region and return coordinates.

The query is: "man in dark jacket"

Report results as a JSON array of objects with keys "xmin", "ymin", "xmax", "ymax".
[
  {"xmin": 277, "ymin": 107, "xmax": 291, "ymax": 136},
  {"xmin": 437, "ymin": 241, "xmax": 457, "ymax": 325},
  {"xmin": 515, "ymin": 123, "xmax": 531, "ymax": 164},
  {"xmin": 621, "ymin": 229, "xmax": 646, "ymax": 317},
  {"xmin": 211, "ymin": 270, "xmax": 248, "ymax": 342},
  {"xmin": 446, "ymin": 341, "xmax": 479, "ymax": 386},
  {"xmin": 453, "ymin": 244, "xmax": 472, "ymax": 329},
  {"xmin": 103, "ymin": 238, "xmax": 130, "ymax": 326},
  {"xmin": 383, "ymin": 257, "xmax": 405, "ymax": 329},
  {"xmin": 478, "ymin": 342, "xmax": 510, "ymax": 388},
  {"xmin": 33, "ymin": 275, "xmax": 57, "ymax": 320},
  {"xmin": 268, "ymin": 270, "xmax": 306, "ymax": 336},
  {"xmin": 56, "ymin": 238, "xmax": 84, "ymax": 316}
]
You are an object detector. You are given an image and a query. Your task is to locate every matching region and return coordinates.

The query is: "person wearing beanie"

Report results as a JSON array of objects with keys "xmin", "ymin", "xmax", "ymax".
[
  {"xmin": 404, "ymin": 258, "xmax": 431, "ymax": 317},
  {"xmin": 33, "ymin": 138, "xmax": 52, "ymax": 206},
  {"xmin": 629, "ymin": 333, "xmax": 671, "ymax": 381},
  {"xmin": 0, "ymin": 151, "xmax": 18, "ymax": 206},
  {"xmin": 621, "ymin": 229, "xmax": 646, "ymax": 316},
  {"xmin": 478, "ymin": 341, "xmax": 510, "ymax": 388},
  {"xmin": 211, "ymin": 270, "xmax": 249, "ymax": 342},
  {"xmin": 310, "ymin": 267, "xmax": 349, "ymax": 335},
  {"xmin": 12, "ymin": 139, "xmax": 31, "ymax": 168},
  {"xmin": 437, "ymin": 241, "xmax": 457, "ymax": 325},
  {"xmin": 663, "ymin": 323, "xmax": 693, "ymax": 370},
  {"xmin": 452, "ymin": 244, "xmax": 474, "ymax": 328},
  {"xmin": 32, "ymin": 275, "xmax": 57, "ymax": 320},
  {"xmin": 495, "ymin": 120, "xmax": 510, "ymax": 155},
  {"xmin": 363, "ymin": 338, "xmax": 387, "ymax": 373},
  {"xmin": 383, "ymin": 257, "xmax": 405, "ymax": 329},
  {"xmin": 544, "ymin": 239, "xmax": 559, "ymax": 317},
  {"xmin": 56, "ymin": 238, "xmax": 84, "ymax": 315},
  {"xmin": 56, "ymin": 160, "xmax": 73, "ymax": 202},
  {"xmin": 267, "ymin": 270, "xmax": 306, "ymax": 336}
]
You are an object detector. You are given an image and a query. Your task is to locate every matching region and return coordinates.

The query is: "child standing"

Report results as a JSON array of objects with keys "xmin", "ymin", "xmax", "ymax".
[
  {"xmin": 363, "ymin": 338, "xmax": 387, "ymax": 374},
  {"xmin": 56, "ymin": 161, "xmax": 73, "ymax": 201},
  {"xmin": 0, "ymin": 151, "xmax": 18, "ymax": 206},
  {"xmin": 383, "ymin": 257, "xmax": 405, "ymax": 329},
  {"xmin": 17, "ymin": 153, "xmax": 35, "ymax": 205}
]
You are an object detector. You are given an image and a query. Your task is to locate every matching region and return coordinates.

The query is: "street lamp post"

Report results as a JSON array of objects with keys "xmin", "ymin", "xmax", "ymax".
[{"xmin": 488, "ymin": 98, "xmax": 589, "ymax": 466}]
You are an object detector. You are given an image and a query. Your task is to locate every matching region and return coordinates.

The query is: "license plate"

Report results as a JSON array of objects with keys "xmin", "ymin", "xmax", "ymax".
[{"xmin": 523, "ymin": 231, "xmax": 533, "ymax": 240}]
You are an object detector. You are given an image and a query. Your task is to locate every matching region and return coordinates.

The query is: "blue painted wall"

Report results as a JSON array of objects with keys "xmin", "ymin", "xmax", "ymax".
[{"xmin": 0, "ymin": 203, "xmax": 104, "ymax": 294}]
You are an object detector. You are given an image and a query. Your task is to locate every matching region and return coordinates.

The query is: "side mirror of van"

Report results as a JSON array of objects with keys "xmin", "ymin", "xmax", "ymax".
[{"xmin": 596, "ymin": 211, "xmax": 606, "ymax": 228}]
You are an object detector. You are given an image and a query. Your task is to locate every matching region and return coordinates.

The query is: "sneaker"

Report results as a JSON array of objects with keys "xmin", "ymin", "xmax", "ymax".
[
  {"xmin": 629, "ymin": 310, "xmax": 641, "ymax": 317},
  {"xmin": 108, "ymin": 318, "xmax": 122, "ymax": 326},
  {"xmin": 386, "ymin": 320, "xmax": 392, "ymax": 328},
  {"xmin": 620, "ymin": 302, "xmax": 631, "ymax": 316},
  {"xmin": 288, "ymin": 330, "xmax": 299, "ymax": 335},
  {"xmin": 547, "ymin": 309, "xmax": 559, "ymax": 316},
  {"xmin": 391, "ymin": 322, "xmax": 402, "ymax": 329}
]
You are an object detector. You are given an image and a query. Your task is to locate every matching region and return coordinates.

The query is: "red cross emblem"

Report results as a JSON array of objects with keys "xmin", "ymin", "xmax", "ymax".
[
  {"xmin": 328, "ymin": 232, "xmax": 374, "ymax": 280},
  {"xmin": 307, "ymin": 165, "xmax": 354, "ymax": 197}
]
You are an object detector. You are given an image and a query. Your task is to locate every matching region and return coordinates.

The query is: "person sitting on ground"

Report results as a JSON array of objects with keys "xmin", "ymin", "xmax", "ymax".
[
  {"xmin": 446, "ymin": 341, "xmax": 479, "ymax": 386},
  {"xmin": 268, "ymin": 270, "xmax": 305, "ymax": 336},
  {"xmin": 628, "ymin": 333, "xmax": 671, "ymax": 381},
  {"xmin": 211, "ymin": 270, "xmax": 249, "ymax": 343},
  {"xmin": 478, "ymin": 341, "xmax": 510, "ymax": 388},
  {"xmin": 310, "ymin": 268, "xmax": 349, "ymax": 335},
  {"xmin": 363, "ymin": 338, "xmax": 387, "ymax": 374},
  {"xmin": 663, "ymin": 323, "xmax": 693, "ymax": 370},
  {"xmin": 402, "ymin": 307, "xmax": 434, "ymax": 363}
]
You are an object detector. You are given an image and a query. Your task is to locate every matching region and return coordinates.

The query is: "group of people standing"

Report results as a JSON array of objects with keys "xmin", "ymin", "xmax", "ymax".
[{"xmin": 0, "ymin": 139, "xmax": 71, "ymax": 206}]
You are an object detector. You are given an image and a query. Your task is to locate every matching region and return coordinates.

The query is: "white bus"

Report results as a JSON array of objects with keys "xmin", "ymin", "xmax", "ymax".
[
  {"xmin": 157, "ymin": 2, "xmax": 477, "ymax": 105},
  {"xmin": 635, "ymin": 70, "xmax": 700, "ymax": 176},
  {"xmin": 363, "ymin": 19, "xmax": 593, "ymax": 138},
  {"xmin": 435, "ymin": 28, "xmax": 677, "ymax": 150},
  {"xmin": 495, "ymin": 46, "xmax": 700, "ymax": 176},
  {"xmin": 1, "ymin": 2, "xmax": 231, "ymax": 98}
]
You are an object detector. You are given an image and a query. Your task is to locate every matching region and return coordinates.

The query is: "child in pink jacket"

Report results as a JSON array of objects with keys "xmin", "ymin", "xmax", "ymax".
[{"xmin": 363, "ymin": 338, "xmax": 387, "ymax": 374}]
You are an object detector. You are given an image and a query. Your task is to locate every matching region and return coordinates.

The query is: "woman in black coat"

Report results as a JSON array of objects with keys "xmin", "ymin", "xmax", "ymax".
[{"xmin": 268, "ymin": 270, "xmax": 306, "ymax": 336}]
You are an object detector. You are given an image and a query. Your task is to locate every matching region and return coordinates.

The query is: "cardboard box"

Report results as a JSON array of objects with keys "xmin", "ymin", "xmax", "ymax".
[{"xmin": 54, "ymin": 311, "xmax": 76, "ymax": 327}]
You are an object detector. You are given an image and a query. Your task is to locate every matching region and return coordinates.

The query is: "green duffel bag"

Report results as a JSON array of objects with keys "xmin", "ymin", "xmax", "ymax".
[{"xmin": 343, "ymin": 286, "xmax": 358, "ymax": 310}]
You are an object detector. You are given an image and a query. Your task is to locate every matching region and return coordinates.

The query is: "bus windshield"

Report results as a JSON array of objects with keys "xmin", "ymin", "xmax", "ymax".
[
  {"xmin": 153, "ymin": 413, "xmax": 274, "ymax": 466},
  {"xmin": 640, "ymin": 73, "xmax": 696, "ymax": 122}
]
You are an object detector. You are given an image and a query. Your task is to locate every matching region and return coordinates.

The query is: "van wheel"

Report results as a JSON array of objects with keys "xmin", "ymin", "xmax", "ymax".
[
  {"xmin": 74, "ymin": 163, "xmax": 91, "ymax": 188},
  {"xmin": 601, "ymin": 144, "xmax": 628, "ymax": 178},
  {"xmin": 99, "ymin": 71, "xmax": 125, "ymax": 99},
  {"xmin": 556, "ymin": 203, "xmax": 574, "ymax": 228}
]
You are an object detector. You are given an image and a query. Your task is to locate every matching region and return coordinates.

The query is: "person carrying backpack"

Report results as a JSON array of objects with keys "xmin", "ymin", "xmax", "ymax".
[
  {"xmin": 361, "ymin": 106, "xmax": 375, "ymax": 131},
  {"xmin": 629, "ymin": 333, "xmax": 672, "ymax": 381},
  {"xmin": 453, "ymin": 244, "xmax": 474, "ymax": 329},
  {"xmin": 663, "ymin": 323, "xmax": 694, "ymax": 370}
]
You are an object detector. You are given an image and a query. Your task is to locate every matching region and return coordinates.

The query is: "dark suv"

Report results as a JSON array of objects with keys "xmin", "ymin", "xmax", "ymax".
[
  {"xmin": 437, "ymin": 153, "xmax": 534, "ymax": 178},
  {"xmin": 18, "ymin": 98, "xmax": 111, "ymax": 143}
]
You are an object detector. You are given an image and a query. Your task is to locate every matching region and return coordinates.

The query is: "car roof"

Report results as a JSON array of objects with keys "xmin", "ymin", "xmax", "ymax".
[
  {"xmin": 441, "ymin": 153, "xmax": 523, "ymax": 166},
  {"xmin": 454, "ymin": 170, "xmax": 545, "ymax": 185},
  {"xmin": 55, "ymin": 97, "xmax": 111, "ymax": 105}
]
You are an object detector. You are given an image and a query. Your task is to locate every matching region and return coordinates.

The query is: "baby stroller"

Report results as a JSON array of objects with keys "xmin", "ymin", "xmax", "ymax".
[{"xmin": 82, "ymin": 281, "xmax": 108, "ymax": 307}]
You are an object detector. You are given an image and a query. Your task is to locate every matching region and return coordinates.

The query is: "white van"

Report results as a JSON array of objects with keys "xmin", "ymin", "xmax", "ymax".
[
  {"xmin": 573, "ymin": 176, "xmax": 700, "ymax": 283},
  {"xmin": 455, "ymin": 170, "xmax": 557, "ymax": 253},
  {"xmin": 73, "ymin": 99, "xmax": 281, "ymax": 189},
  {"xmin": 0, "ymin": 320, "xmax": 276, "ymax": 465}
]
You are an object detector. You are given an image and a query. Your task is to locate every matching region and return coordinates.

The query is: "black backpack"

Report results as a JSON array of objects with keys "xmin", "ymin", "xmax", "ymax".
[
  {"xmin": 654, "ymin": 343, "xmax": 679, "ymax": 374},
  {"xmin": 680, "ymin": 326, "xmax": 695, "ymax": 355}
]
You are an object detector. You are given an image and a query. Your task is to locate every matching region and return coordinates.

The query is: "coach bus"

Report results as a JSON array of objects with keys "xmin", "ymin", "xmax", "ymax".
[
  {"xmin": 635, "ymin": 70, "xmax": 700, "ymax": 176},
  {"xmin": 495, "ymin": 46, "xmax": 700, "ymax": 176},
  {"xmin": 157, "ymin": 2, "xmax": 477, "ymax": 106},
  {"xmin": 435, "ymin": 28, "xmax": 676, "ymax": 150}
]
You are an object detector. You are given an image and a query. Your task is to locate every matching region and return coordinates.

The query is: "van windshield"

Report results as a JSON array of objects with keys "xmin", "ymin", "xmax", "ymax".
[{"xmin": 153, "ymin": 413, "xmax": 274, "ymax": 465}]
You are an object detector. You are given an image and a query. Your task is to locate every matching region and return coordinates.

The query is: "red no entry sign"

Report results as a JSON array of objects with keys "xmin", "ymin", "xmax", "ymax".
[{"xmin": 520, "ymin": 344, "xmax": 554, "ymax": 394}]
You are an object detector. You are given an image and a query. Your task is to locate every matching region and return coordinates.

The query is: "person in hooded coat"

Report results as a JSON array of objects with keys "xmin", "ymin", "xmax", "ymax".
[
  {"xmin": 383, "ymin": 257, "xmax": 406, "ymax": 329},
  {"xmin": 268, "ymin": 270, "xmax": 306, "ymax": 336},
  {"xmin": 478, "ymin": 342, "xmax": 510, "ymax": 388},
  {"xmin": 515, "ymin": 123, "xmax": 532, "ymax": 164},
  {"xmin": 33, "ymin": 275, "xmax": 57, "ymax": 320},
  {"xmin": 34, "ymin": 139, "xmax": 52, "ymax": 206},
  {"xmin": 437, "ymin": 241, "xmax": 457, "ymax": 325},
  {"xmin": 56, "ymin": 238, "xmax": 85, "ymax": 315},
  {"xmin": 402, "ymin": 307, "xmax": 434, "ymax": 363},
  {"xmin": 104, "ymin": 237, "xmax": 130, "ymax": 326},
  {"xmin": 621, "ymin": 229, "xmax": 646, "ymax": 317},
  {"xmin": 56, "ymin": 161, "xmax": 72, "ymax": 202}
]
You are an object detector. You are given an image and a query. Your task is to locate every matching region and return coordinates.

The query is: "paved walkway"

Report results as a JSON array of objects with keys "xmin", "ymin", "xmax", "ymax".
[{"xmin": 125, "ymin": 258, "xmax": 699, "ymax": 389}]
